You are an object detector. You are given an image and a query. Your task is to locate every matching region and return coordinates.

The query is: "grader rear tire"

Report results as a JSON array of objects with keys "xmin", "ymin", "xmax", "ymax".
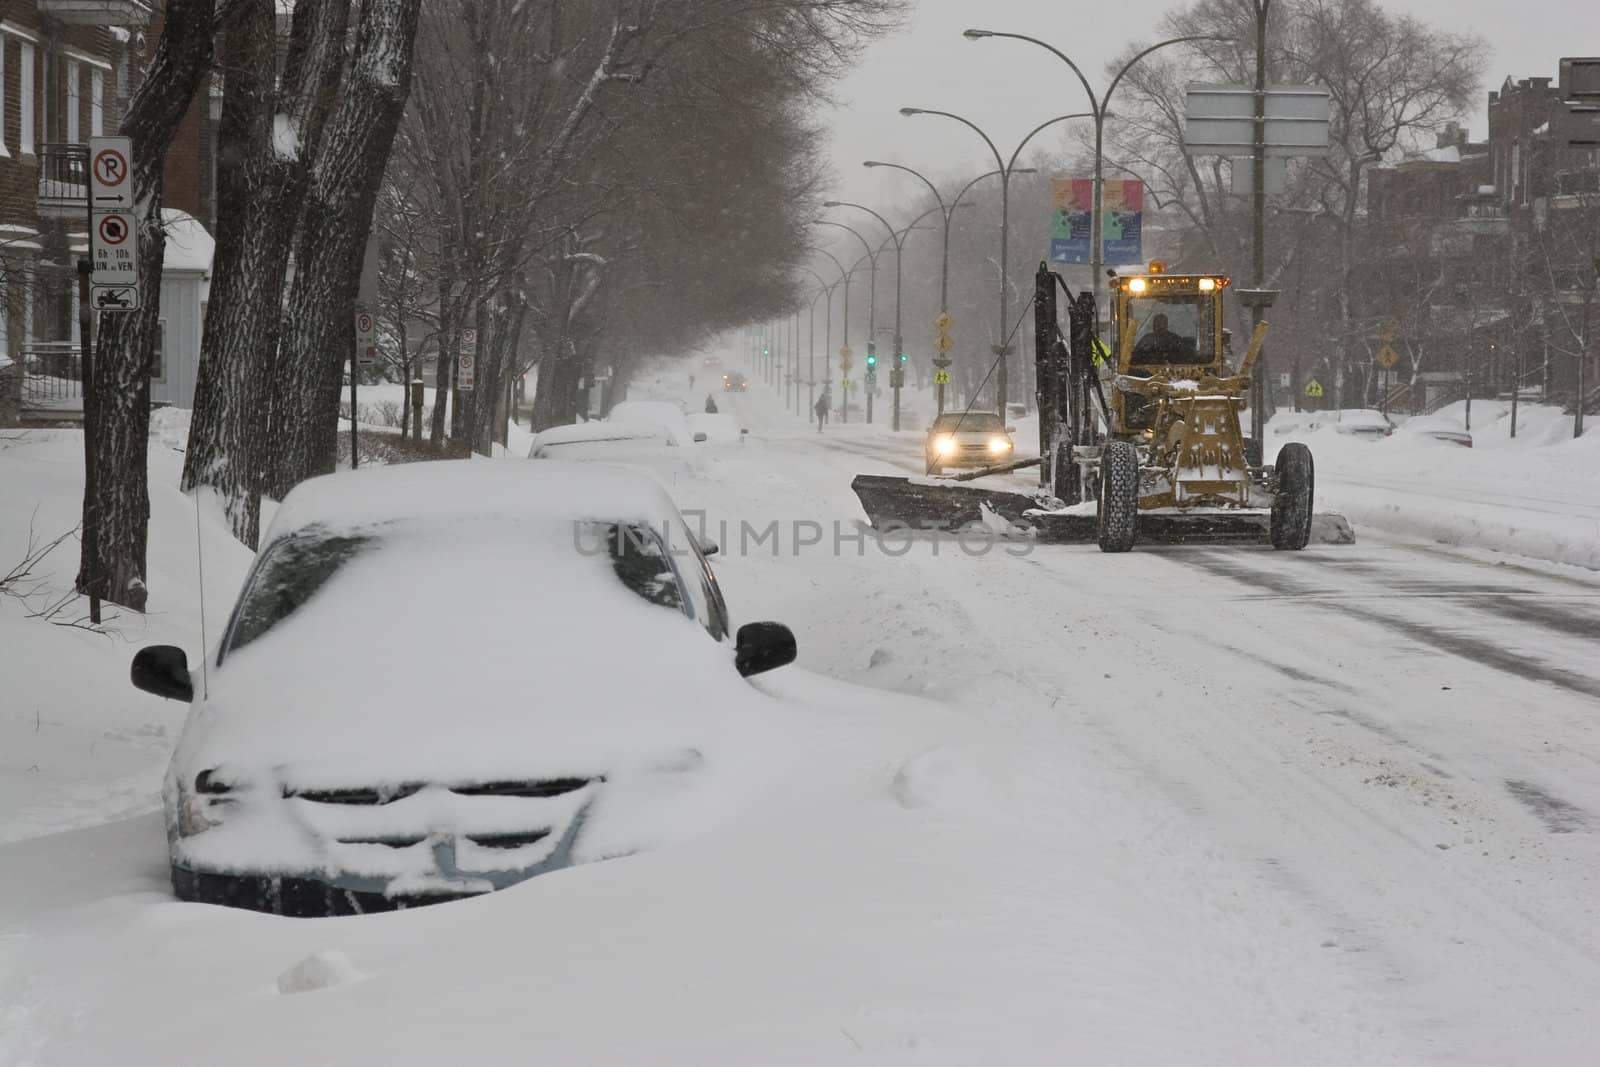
[
  {"xmin": 1270, "ymin": 443, "xmax": 1314, "ymax": 550},
  {"xmin": 1097, "ymin": 440, "xmax": 1139, "ymax": 553}
]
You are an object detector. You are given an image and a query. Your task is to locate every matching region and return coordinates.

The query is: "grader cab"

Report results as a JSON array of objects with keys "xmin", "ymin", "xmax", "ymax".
[{"xmin": 850, "ymin": 262, "xmax": 1352, "ymax": 551}]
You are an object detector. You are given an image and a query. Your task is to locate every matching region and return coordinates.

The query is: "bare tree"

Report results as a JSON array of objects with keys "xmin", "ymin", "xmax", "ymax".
[
  {"xmin": 77, "ymin": 0, "xmax": 229, "ymax": 610},
  {"xmin": 268, "ymin": 0, "xmax": 424, "ymax": 495}
]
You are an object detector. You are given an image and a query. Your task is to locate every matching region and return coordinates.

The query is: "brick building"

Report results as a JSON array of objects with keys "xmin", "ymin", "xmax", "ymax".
[
  {"xmin": 0, "ymin": 2, "xmax": 215, "ymax": 422},
  {"xmin": 1364, "ymin": 71, "xmax": 1600, "ymax": 410}
]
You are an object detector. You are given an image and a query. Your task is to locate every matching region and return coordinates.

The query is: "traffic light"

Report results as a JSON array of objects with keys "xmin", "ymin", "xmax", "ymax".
[
  {"xmin": 898, "ymin": 351, "xmax": 908, "ymax": 363},
  {"xmin": 865, "ymin": 343, "xmax": 877, "ymax": 367}
]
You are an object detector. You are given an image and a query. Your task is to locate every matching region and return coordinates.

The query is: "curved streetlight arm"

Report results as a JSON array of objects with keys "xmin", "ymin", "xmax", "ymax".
[
  {"xmin": 1006, "ymin": 112, "xmax": 1095, "ymax": 172},
  {"xmin": 899, "ymin": 108, "xmax": 1005, "ymax": 177},
  {"xmin": 965, "ymin": 29, "xmax": 1099, "ymax": 116},
  {"xmin": 1104, "ymin": 35, "xmax": 1234, "ymax": 106},
  {"xmin": 826, "ymin": 199, "xmax": 902, "ymax": 252},
  {"xmin": 864, "ymin": 161, "xmax": 945, "ymax": 213},
  {"xmin": 814, "ymin": 219, "xmax": 876, "ymax": 266},
  {"xmin": 950, "ymin": 168, "xmax": 1005, "ymax": 211},
  {"xmin": 814, "ymin": 248, "xmax": 848, "ymax": 281}
]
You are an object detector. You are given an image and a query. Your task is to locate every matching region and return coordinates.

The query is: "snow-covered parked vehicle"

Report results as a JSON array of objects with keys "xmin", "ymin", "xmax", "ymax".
[{"xmin": 129, "ymin": 463, "xmax": 796, "ymax": 917}]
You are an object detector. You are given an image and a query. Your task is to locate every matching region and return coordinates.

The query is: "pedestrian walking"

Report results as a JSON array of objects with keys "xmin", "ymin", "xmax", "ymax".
[{"xmin": 814, "ymin": 387, "xmax": 831, "ymax": 431}]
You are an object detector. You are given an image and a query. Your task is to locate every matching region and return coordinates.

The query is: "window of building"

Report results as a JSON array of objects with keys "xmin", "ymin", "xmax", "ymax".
[
  {"xmin": 91, "ymin": 68, "xmax": 103, "ymax": 137},
  {"xmin": 66, "ymin": 61, "xmax": 79, "ymax": 144},
  {"xmin": 19, "ymin": 42, "xmax": 34, "ymax": 154}
]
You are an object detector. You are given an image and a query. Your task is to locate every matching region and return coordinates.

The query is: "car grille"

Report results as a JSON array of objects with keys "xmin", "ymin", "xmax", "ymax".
[
  {"xmin": 334, "ymin": 829, "xmax": 553, "ymax": 850},
  {"xmin": 284, "ymin": 776, "xmax": 598, "ymax": 805}
]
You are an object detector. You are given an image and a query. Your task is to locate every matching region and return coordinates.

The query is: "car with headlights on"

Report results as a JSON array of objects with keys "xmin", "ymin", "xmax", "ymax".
[
  {"xmin": 924, "ymin": 411, "xmax": 1015, "ymax": 474},
  {"xmin": 129, "ymin": 462, "xmax": 797, "ymax": 917}
]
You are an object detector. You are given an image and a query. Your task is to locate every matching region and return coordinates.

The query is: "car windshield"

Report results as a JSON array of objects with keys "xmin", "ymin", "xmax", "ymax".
[
  {"xmin": 222, "ymin": 528, "xmax": 377, "ymax": 659},
  {"xmin": 222, "ymin": 520, "xmax": 693, "ymax": 660},
  {"xmin": 1128, "ymin": 295, "xmax": 1217, "ymax": 365},
  {"xmin": 932, "ymin": 413, "xmax": 1004, "ymax": 433}
]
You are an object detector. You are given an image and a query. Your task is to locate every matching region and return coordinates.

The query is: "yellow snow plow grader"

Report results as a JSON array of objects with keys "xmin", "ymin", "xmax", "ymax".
[{"xmin": 850, "ymin": 262, "xmax": 1353, "ymax": 550}]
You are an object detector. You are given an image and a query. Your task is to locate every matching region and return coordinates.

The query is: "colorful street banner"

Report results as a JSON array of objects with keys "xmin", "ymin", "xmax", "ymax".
[{"xmin": 1049, "ymin": 179, "xmax": 1144, "ymax": 266}]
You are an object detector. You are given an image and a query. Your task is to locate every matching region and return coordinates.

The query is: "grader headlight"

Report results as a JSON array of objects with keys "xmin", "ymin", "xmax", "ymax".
[
  {"xmin": 1127, "ymin": 278, "xmax": 1147, "ymax": 293},
  {"xmin": 1198, "ymin": 278, "xmax": 1217, "ymax": 291}
]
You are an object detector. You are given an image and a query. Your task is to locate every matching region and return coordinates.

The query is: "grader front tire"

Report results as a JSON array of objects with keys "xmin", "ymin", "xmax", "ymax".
[
  {"xmin": 1271, "ymin": 443, "xmax": 1314, "ymax": 550},
  {"xmin": 1097, "ymin": 440, "xmax": 1139, "ymax": 553}
]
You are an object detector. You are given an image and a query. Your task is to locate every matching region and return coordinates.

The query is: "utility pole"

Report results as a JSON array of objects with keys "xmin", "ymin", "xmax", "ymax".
[{"xmin": 1250, "ymin": 0, "xmax": 1271, "ymax": 446}]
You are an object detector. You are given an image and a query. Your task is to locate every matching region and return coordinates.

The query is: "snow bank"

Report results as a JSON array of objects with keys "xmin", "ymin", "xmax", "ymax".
[{"xmin": 1271, "ymin": 405, "xmax": 1600, "ymax": 570}]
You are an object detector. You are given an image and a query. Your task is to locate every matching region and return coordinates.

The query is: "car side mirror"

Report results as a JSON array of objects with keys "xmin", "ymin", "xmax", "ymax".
[
  {"xmin": 1005, "ymin": 425, "xmax": 1016, "ymax": 434},
  {"xmin": 131, "ymin": 645, "xmax": 194, "ymax": 702},
  {"xmin": 690, "ymin": 530, "xmax": 719, "ymax": 557},
  {"xmin": 692, "ymin": 431, "xmax": 708, "ymax": 443},
  {"xmin": 734, "ymin": 622, "xmax": 796, "ymax": 677}
]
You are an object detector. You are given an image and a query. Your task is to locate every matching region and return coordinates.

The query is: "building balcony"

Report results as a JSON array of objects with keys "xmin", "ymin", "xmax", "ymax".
[
  {"xmin": 36, "ymin": 143, "xmax": 88, "ymax": 220},
  {"xmin": 36, "ymin": 0, "xmax": 150, "ymax": 25}
]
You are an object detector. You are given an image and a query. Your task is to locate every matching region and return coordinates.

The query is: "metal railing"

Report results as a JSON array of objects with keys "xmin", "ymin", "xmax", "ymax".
[
  {"xmin": 18, "ymin": 340, "xmax": 85, "ymax": 418},
  {"xmin": 36, "ymin": 142, "xmax": 89, "ymax": 214}
]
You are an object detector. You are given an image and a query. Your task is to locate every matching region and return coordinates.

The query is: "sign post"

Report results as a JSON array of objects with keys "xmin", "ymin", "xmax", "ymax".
[
  {"xmin": 88, "ymin": 136, "xmax": 139, "ymax": 314},
  {"xmin": 80, "ymin": 135, "xmax": 138, "ymax": 620},
  {"xmin": 1185, "ymin": 81, "xmax": 1331, "ymax": 445}
]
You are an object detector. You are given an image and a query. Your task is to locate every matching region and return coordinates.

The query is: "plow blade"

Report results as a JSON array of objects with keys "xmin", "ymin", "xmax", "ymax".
[{"xmin": 850, "ymin": 475, "xmax": 1355, "ymax": 546}]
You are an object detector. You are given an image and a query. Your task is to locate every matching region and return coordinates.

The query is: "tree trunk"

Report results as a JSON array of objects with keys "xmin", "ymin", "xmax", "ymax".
[
  {"xmin": 77, "ymin": 0, "xmax": 221, "ymax": 610},
  {"xmin": 181, "ymin": 0, "xmax": 282, "ymax": 547},
  {"xmin": 187, "ymin": 0, "xmax": 352, "ymax": 544},
  {"xmin": 430, "ymin": 271, "xmax": 454, "ymax": 447},
  {"xmin": 270, "ymin": 0, "xmax": 423, "ymax": 496}
]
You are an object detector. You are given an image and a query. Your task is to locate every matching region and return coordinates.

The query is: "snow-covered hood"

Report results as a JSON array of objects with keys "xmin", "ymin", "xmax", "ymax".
[{"xmin": 175, "ymin": 524, "xmax": 761, "ymax": 788}]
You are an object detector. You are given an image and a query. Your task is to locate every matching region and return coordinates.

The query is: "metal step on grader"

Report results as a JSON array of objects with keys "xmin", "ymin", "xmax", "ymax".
[{"xmin": 851, "ymin": 262, "xmax": 1354, "ymax": 551}]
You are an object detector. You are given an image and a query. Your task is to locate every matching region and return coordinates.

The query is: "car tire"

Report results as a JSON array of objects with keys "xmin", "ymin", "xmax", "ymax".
[
  {"xmin": 1270, "ymin": 443, "xmax": 1314, "ymax": 550},
  {"xmin": 1097, "ymin": 440, "xmax": 1139, "ymax": 553}
]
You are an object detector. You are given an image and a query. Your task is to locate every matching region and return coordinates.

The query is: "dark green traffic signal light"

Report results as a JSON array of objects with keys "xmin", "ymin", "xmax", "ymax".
[
  {"xmin": 898, "ymin": 352, "xmax": 907, "ymax": 362},
  {"xmin": 866, "ymin": 352, "xmax": 877, "ymax": 366}
]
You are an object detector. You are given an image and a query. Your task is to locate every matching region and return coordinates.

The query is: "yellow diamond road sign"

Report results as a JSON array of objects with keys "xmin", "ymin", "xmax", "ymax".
[
  {"xmin": 934, "ymin": 368, "xmax": 951, "ymax": 386},
  {"xmin": 839, "ymin": 344, "xmax": 852, "ymax": 359},
  {"xmin": 1305, "ymin": 379, "xmax": 1324, "ymax": 398},
  {"xmin": 934, "ymin": 333, "xmax": 954, "ymax": 353},
  {"xmin": 1375, "ymin": 344, "xmax": 1399, "ymax": 369},
  {"xmin": 1379, "ymin": 320, "xmax": 1396, "ymax": 343},
  {"xmin": 933, "ymin": 312, "xmax": 953, "ymax": 330}
]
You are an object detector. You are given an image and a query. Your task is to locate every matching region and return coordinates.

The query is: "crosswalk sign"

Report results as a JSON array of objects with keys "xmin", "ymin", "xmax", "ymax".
[
  {"xmin": 933, "ymin": 368, "xmax": 951, "ymax": 386},
  {"xmin": 1305, "ymin": 379, "xmax": 1324, "ymax": 398}
]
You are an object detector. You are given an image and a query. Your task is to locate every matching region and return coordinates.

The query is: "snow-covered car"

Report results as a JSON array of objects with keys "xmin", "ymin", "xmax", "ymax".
[
  {"xmin": 528, "ymin": 421, "xmax": 706, "ymax": 487},
  {"xmin": 128, "ymin": 462, "xmax": 797, "ymax": 917},
  {"xmin": 1332, "ymin": 410, "xmax": 1395, "ymax": 439},
  {"xmin": 925, "ymin": 411, "xmax": 1015, "ymax": 474},
  {"xmin": 607, "ymin": 400, "xmax": 696, "ymax": 445},
  {"xmin": 1399, "ymin": 415, "xmax": 1472, "ymax": 447}
]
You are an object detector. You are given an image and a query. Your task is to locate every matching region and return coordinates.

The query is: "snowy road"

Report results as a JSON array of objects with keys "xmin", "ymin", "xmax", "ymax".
[
  {"xmin": 3, "ymin": 368, "xmax": 1599, "ymax": 1065},
  {"xmin": 710, "ymin": 378, "xmax": 1600, "ymax": 1061}
]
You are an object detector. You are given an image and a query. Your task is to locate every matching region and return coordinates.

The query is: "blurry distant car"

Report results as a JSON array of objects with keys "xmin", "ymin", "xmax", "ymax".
[
  {"xmin": 1400, "ymin": 415, "xmax": 1472, "ymax": 447},
  {"xmin": 925, "ymin": 411, "xmax": 1014, "ymax": 474},
  {"xmin": 1333, "ymin": 410, "xmax": 1395, "ymax": 440},
  {"xmin": 1005, "ymin": 402, "xmax": 1029, "ymax": 423},
  {"xmin": 129, "ymin": 462, "xmax": 797, "ymax": 917},
  {"xmin": 702, "ymin": 356, "xmax": 722, "ymax": 369},
  {"xmin": 722, "ymin": 372, "xmax": 747, "ymax": 392}
]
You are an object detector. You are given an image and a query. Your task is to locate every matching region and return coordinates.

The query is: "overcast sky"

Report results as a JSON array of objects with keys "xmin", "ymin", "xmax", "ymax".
[{"xmin": 815, "ymin": 0, "xmax": 1582, "ymax": 211}]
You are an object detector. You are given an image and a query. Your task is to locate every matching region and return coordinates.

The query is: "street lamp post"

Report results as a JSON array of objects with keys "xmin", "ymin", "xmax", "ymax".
[
  {"xmin": 799, "ymin": 266, "xmax": 835, "ymax": 418},
  {"xmin": 962, "ymin": 29, "xmax": 1226, "ymax": 330},
  {"xmin": 863, "ymin": 163, "xmax": 1026, "ymax": 415},
  {"xmin": 899, "ymin": 108, "xmax": 1094, "ymax": 414},
  {"xmin": 817, "ymin": 248, "xmax": 872, "ymax": 423},
  {"xmin": 814, "ymin": 220, "xmax": 881, "ymax": 421}
]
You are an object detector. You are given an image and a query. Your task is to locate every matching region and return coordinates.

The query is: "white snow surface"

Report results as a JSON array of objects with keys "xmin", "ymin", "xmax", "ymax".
[{"xmin": 3, "ymin": 371, "xmax": 1600, "ymax": 1065}]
